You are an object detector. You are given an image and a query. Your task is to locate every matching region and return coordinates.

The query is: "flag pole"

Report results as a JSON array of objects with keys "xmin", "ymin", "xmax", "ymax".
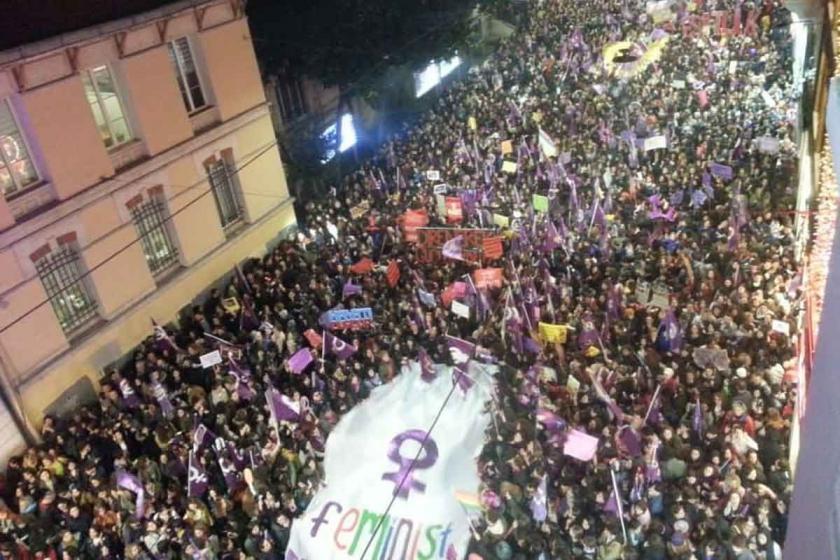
[
  {"xmin": 610, "ymin": 468, "xmax": 627, "ymax": 544},
  {"xmin": 187, "ymin": 452, "xmax": 193, "ymax": 498},
  {"xmin": 458, "ymin": 503, "xmax": 481, "ymax": 541},
  {"xmin": 643, "ymin": 384, "xmax": 663, "ymax": 424}
]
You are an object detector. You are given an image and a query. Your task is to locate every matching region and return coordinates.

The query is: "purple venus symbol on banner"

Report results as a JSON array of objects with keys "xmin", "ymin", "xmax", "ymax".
[{"xmin": 382, "ymin": 430, "xmax": 439, "ymax": 499}]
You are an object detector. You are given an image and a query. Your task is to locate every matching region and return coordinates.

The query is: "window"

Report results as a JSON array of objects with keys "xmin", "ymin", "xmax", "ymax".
[
  {"xmin": 207, "ymin": 160, "xmax": 243, "ymax": 228},
  {"xmin": 168, "ymin": 37, "xmax": 207, "ymax": 113},
  {"xmin": 320, "ymin": 113, "xmax": 357, "ymax": 164},
  {"xmin": 35, "ymin": 245, "xmax": 98, "ymax": 334},
  {"xmin": 414, "ymin": 55, "xmax": 463, "ymax": 97},
  {"xmin": 275, "ymin": 76, "xmax": 307, "ymax": 124},
  {"xmin": 0, "ymin": 100, "xmax": 39, "ymax": 198},
  {"xmin": 82, "ymin": 66, "xmax": 131, "ymax": 149},
  {"xmin": 130, "ymin": 196, "xmax": 179, "ymax": 275}
]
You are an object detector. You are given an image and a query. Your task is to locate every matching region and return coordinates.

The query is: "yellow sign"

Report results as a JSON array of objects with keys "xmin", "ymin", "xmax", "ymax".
[
  {"xmin": 539, "ymin": 322, "xmax": 569, "ymax": 344},
  {"xmin": 603, "ymin": 39, "xmax": 669, "ymax": 79},
  {"xmin": 493, "ymin": 213, "xmax": 510, "ymax": 228},
  {"xmin": 468, "ymin": 116, "xmax": 477, "ymax": 131},
  {"xmin": 501, "ymin": 161, "xmax": 518, "ymax": 174},
  {"xmin": 501, "ymin": 140, "xmax": 513, "ymax": 155}
]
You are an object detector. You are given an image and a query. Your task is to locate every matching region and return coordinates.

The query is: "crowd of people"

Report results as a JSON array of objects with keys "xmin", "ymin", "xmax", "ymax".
[{"xmin": 0, "ymin": 0, "xmax": 804, "ymax": 558}]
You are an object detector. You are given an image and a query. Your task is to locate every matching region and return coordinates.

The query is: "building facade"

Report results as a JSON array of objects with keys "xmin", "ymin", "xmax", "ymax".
[{"xmin": 0, "ymin": 0, "xmax": 295, "ymax": 458}]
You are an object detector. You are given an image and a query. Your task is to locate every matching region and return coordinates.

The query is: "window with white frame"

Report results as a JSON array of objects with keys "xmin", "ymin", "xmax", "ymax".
[
  {"xmin": 207, "ymin": 159, "xmax": 243, "ymax": 228},
  {"xmin": 82, "ymin": 66, "xmax": 132, "ymax": 149},
  {"xmin": 35, "ymin": 245, "xmax": 98, "ymax": 334},
  {"xmin": 0, "ymin": 100, "xmax": 39, "ymax": 198},
  {"xmin": 130, "ymin": 195, "xmax": 179, "ymax": 275},
  {"xmin": 168, "ymin": 37, "xmax": 207, "ymax": 113}
]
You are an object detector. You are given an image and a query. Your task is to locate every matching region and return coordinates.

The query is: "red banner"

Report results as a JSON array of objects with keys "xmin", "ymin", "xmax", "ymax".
[
  {"xmin": 400, "ymin": 209, "xmax": 429, "ymax": 243},
  {"xmin": 386, "ymin": 260, "xmax": 400, "ymax": 287},
  {"xmin": 350, "ymin": 257, "xmax": 374, "ymax": 275},
  {"xmin": 473, "ymin": 268, "xmax": 504, "ymax": 289},
  {"xmin": 414, "ymin": 228, "xmax": 496, "ymax": 264},
  {"xmin": 445, "ymin": 197, "xmax": 463, "ymax": 224},
  {"xmin": 482, "ymin": 236, "xmax": 504, "ymax": 260}
]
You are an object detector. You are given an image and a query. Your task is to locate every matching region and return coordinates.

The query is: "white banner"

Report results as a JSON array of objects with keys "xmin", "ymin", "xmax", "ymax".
[{"xmin": 286, "ymin": 360, "xmax": 495, "ymax": 560}]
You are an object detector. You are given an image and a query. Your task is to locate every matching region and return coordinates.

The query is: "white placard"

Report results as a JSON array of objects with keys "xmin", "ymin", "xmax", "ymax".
[
  {"xmin": 642, "ymin": 135, "xmax": 668, "ymax": 151},
  {"xmin": 672, "ymin": 80, "xmax": 686, "ymax": 89},
  {"xmin": 199, "ymin": 350, "xmax": 222, "ymax": 369},
  {"xmin": 451, "ymin": 300, "xmax": 471, "ymax": 318},
  {"xmin": 433, "ymin": 183, "xmax": 449, "ymax": 195},
  {"xmin": 426, "ymin": 169, "xmax": 441, "ymax": 181},
  {"xmin": 771, "ymin": 320, "xmax": 790, "ymax": 335},
  {"xmin": 756, "ymin": 136, "xmax": 780, "ymax": 154},
  {"xmin": 761, "ymin": 90, "xmax": 776, "ymax": 108}
]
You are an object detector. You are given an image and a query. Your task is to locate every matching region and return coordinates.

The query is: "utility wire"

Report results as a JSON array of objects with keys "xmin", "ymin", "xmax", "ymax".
[
  {"xmin": 0, "ymin": 138, "xmax": 282, "ymax": 336},
  {"xmin": 358, "ymin": 366, "xmax": 468, "ymax": 560}
]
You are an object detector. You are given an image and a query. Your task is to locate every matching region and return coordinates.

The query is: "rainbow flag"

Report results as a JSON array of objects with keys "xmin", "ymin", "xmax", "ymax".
[{"xmin": 454, "ymin": 490, "xmax": 482, "ymax": 515}]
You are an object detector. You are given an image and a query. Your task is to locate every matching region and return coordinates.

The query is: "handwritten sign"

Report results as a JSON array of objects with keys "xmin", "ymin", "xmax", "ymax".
[{"xmin": 199, "ymin": 350, "xmax": 222, "ymax": 369}]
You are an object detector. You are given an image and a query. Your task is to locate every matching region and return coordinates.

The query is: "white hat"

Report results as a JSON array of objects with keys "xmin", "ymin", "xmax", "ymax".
[{"xmin": 736, "ymin": 367, "xmax": 748, "ymax": 379}]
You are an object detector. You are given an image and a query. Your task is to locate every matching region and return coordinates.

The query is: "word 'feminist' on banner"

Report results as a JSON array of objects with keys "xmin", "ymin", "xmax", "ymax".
[{"xmin": 319, "ymin": 308, "xmax": 374, "ymax": 331}]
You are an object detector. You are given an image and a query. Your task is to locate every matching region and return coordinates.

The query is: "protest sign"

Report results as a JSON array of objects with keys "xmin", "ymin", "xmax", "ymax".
[
  {"xmin": 286, "ymin": 361, "xmax": 494, "ymax": 560},
  {"xmin": 319, "ymin": 308, "xmax": 374, "ymax": 331},
  {"xmin": 436, "ymin": 194, "xmax": 447, "ymax": 219},
  {"xmin": 640, "ymin": 135, "xmax": 668, "ymax": 151},
  {"xmin": 564, "ymin": 429, "xmax": 599, "ymax": 461},
  {"xmin": 538, "ymin": 128, "xmax": 558, "ymax": 158},
  {"xmin": 493, "ymin": 213, "xmax": 510, "ymax": 228},
  {"xmin": 451, "ymin": 300, "xmax": 471, "ymax": 318},
  {"xmin": 532, "ymin": 194, "xmax": 549, "ymax": 213},
  {"xmin": 649, "ymin": 283, "xmax": 670, "ymax": 309},
  {"xmin": 415, "ymin": 228, "xmax": 496, "ymax": 264},
  {"xmin": 445, "ymin": 197, "xmax": 464, "ymax": 223},
  {"xmin": 426, "ymin": 170, "xmax": 441, "ymax": 181},
  {"xmin": 349, "ymin": 200, "xmax": 371, "ymax": 219},
  {"xmin": 501, "ymin": 140, "xmax": 513, "ymax": 155},
  {"xmin": 771, "ymin": 320, "xmax": 790, "ymax": 335},
  {"xmin": 539, "ymin": 322, "xmax": 569, "ymax": 344},
  {"xmin": 400, "ymin": 209, "xmax": 430, "ymax": 243},
  {"xmin": 199, "ymin": 350, "xmax": 222, "ymax": 369},
  {"xmin": 501, "ymin": 160, "xmax": 518, "ymax": 174},
  {"xmin": 468, "ymin": 116, "xmax": 477, "ymax": 131},
  {"xmin": 709, "ymin": 162, "xmax": 734, "ymax": 180},
  {"xmin": 433, "ymin": 183, "xmax": 449, "ymax": 195},
  {"xmin": 672, "ymin": 79, "xmax": 686, "ymax": 89},
  {"xmin": 635, "ymin": 281, "xmax": 652, "ymax": 305},
  {"xmin": 756, "ymin": 136, "xmax": 780, "ymax": 154},
  {"xmin": 473, "ymin": 268, "xmax": 504, "ymax": 289}
]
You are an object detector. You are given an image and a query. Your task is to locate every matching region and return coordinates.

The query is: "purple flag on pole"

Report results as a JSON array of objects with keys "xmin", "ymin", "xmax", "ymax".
[
  {"xmin": 577, "ymin": 314, "xmax": 600, "ymax": 350},
  {"xmin": 116, "ymin": 471, "xmax": 145, "ymax": 518},
  {"xmin": 418, "ymin": 288, "xmax": 437, "ymax": 308},
  {"xmin": 709, "ymin": 162, "xmax": 733, "ymax": 180},
  {"xmin": 188, "ymin": 451, "xmax": 208, "ymax": 498},
  {"xmin": 618, "ymin": 426, "xmax": 642, "ymax": 457},
  {"xmin": 452, "ymin": 366, "xmax": 474, "ymax": 394},
  {"xmin": 530, "ymin": 474, "xmax": 548, "ymax": 522},
  {"xmin": 152, "ymin": 319, "xmax": 182, "ymax": 354},
  {"xmin": 192, "ymin": 422, "xmax": 215, "ymax": 451},
  {"xmin": 418, "ymin": 347, "xmax": 437, "ymax": 382},
  {"xmin": 228, "ymin": 357, "xmax": 255, "ymax": 401},
  {"xmin": 692, "ymin": 398, "xmax": 704, "ymax": 438},
  {"xmin": 343, "ymin": 280, "xmax": 363, "ymax": 298},
  {"xmin": 266, "ymin": 388, "xmax": 301, "ymax": 423},
  {"xmin": 324, "ymin": 331, "xmax": 356, "ymax": 360},
  {"xmin": 446, "ymin": 335, "xmax": 475, "ymax": 365},
  {"xmin": 690, "ymin": 189, "xmax": 708, "ymax": 209},
  {"xmin": 604, "ymin": 487, "xmax": 619, "ymax": 516},
  {"xmin": 442, "ymin": 235, "xmax": 465, "ymax": 260},
  {"xmin": 288, "ymin": 348, "xmax": 314, "ymax": 374},
  {"xmin": 152, "ymin": 382, "xmax": 174, "ymax": 418},
  {"xmin": 658, "ymin": 308, "xmax": 683, "ymax": 353}
]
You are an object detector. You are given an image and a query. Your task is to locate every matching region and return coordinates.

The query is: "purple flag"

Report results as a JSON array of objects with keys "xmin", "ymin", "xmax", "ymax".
[
  {"xmin": 543, "ymin": 220, "xmax": 559, "ymax": 252},
  {"xmin": 536, "ymin": 408, "xmax": 566, "ymax": 432},
  {"xmin": 618, "ymin": 426, "xmax": 642, "ymax": 457},
  {"xmin": 658, "ymin": 308, "xmax": 683, "ymax": 353},
  {"xmin": 118, "ymin": 378, "xmax": 140, "ymax": 409},
  {"xmin": 446, "ymin": 335, "xmax": 475, "ymax": 365},
  {"xmin": 343, "ymin": 280, "xmax": 363, "ymax": 298},
  {"xmin": 288, "ymin": 348, "xmax": 314, "ymax": 374},
  {"xmin": 116, "ymin": 471, "xmax": 145, "ymax": 518},
  {"xmin": 188, "ymin": 451, "xmax": 208, "ymax": 498},
  {"xmin": 692, "ymin": 398, "xmax": 704, "ymax": 438},
  {"xmin": 524, "ymin": 336, "xmax": 542, "ymax": 355},
  {"xmin": 324, "ymin": 331, "xmax": 356, "ymax": 360},
  {"xmin": 266, "ymin": 388, "xmax": 301, "ymax": 423},
  {"xmin": 709, "ymin": 162, "xmax": 733, "ymax": 180},
  {"xmin": 228, "ymin": 357, "xmax": 255, "ymax": 401},
  {"xmin": 418, "ymin": 347, "xmax": 437, "ymax": 382},
  {"xmin": 577, "ymin": 314, "xmax": 600, "ymax": 350},
  {"xmin": 442, "ymin": 235, "xmax": 465, "ymax": 260},
  {"xmin": 452, "ymin": 366, "xmax": 474, "ymax": 394},
  {"xmin": 604, "ymin": 487, "xmax": 619, "ymax": 516},
  {"xmin": 152, "ymin": 319, "xmax": 182, "ymax": 354},
  {"xmin": 690, "ymin": 189, "xmax": 708, "ymax": 209},
  {"xmin": 530, "ymin": 475, "xmax": 548, "ymax": 522},
  {"xmin": 152, "ymin": 382, "xmax": 174, "ymax": 418},
  {"xmin": 192, "ymin": 423, "xmax": 215, "ymax": 451},
  {"xmin": 418, "ymin": 288, "xmax": 437, "ymax": 308}
]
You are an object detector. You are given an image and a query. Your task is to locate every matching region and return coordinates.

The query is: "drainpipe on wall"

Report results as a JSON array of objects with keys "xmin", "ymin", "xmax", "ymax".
[{"xmin": 0, "ymin": 353, "xmax": 40, "ymax": 446}]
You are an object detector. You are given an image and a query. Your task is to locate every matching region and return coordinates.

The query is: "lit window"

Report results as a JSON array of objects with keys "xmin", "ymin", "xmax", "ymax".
[
  {"xmin": 207, "ymin": 159, "xmax": 243, "ymax": 228},
  {"xmin": 320, "ymin": 113, "xmax": 357, "ymax": 163},
  {"xmin": 168, "ymin": 37, "xmax": 207, "ymax": 113},
  {"xmin": 414, "ymin": 55, "xmax": 462, "ymax": 98},
  {"xmin": 82, "ymin": 66, "xmax": 132, "ymax": 149},
  {"xmin": 130, "ymin": 196, "xmax": 179, "ymax": 276},
  {"xmin": 35, "ymin": 245, "xmax": 98, "ymax": 334},
  {"xmin": 0, "ymin": 100, "xmax": 39, "ymax": 198}
]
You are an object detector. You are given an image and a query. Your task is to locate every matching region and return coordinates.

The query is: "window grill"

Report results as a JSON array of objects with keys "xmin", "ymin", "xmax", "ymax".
[
  {"xmin": 35, "ymin": 246, "xmax": 98, "ymax": 334},
  {"xmin": 130, "ymin": 197, "xmax": 179, "ymax": 275},
  {"xmin": 207, "ymin": 160, "xmax": 243, "ymax": 228}
]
